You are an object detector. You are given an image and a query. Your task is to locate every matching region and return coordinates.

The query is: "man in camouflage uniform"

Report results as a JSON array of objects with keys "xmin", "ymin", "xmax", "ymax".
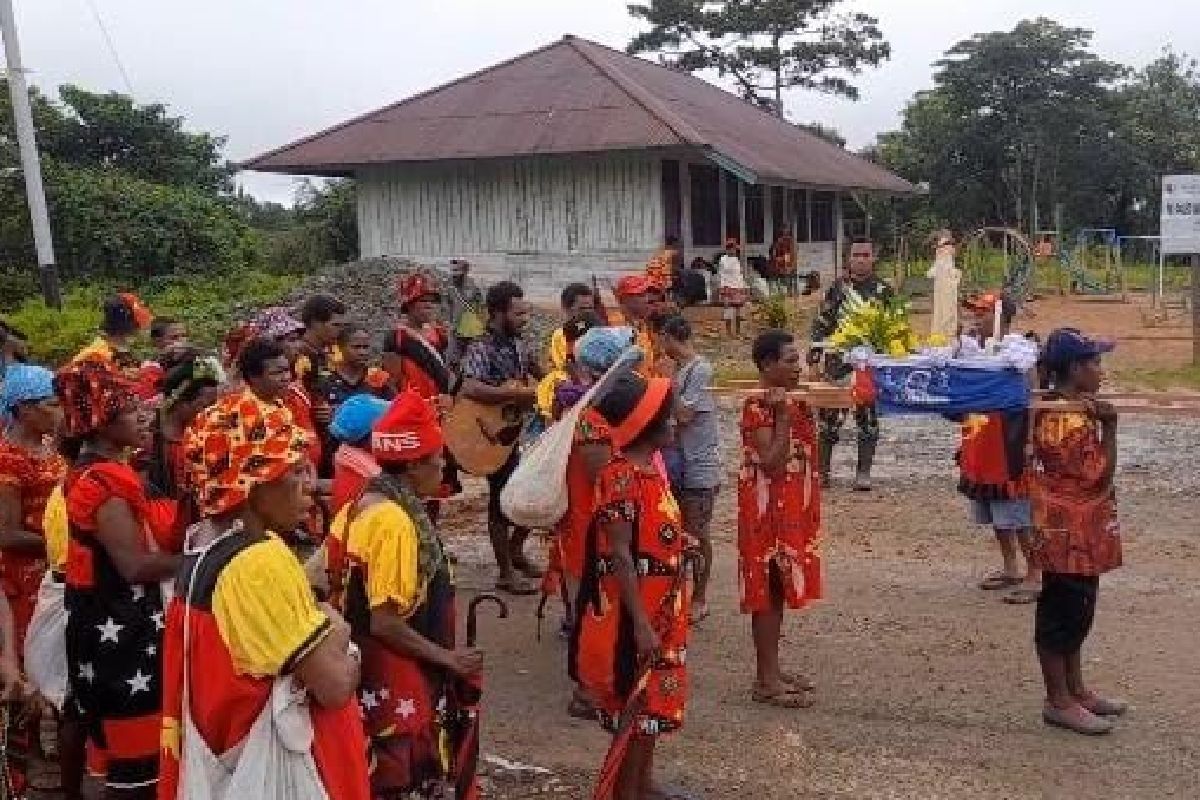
[{"xmin": 809, "ymin": 241, "xmax": 894, "ymax": 491}]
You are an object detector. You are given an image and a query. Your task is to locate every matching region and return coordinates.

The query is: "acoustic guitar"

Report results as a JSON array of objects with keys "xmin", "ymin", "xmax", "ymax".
[{"xmin": 443, "ymin": 379, "xmax": 533, "ymax": 477}]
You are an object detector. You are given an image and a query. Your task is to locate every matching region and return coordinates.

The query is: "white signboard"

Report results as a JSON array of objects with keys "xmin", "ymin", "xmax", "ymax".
[{"xmin": 1161, "ymin": 175, "xmax": 1200, "ymax": 255}]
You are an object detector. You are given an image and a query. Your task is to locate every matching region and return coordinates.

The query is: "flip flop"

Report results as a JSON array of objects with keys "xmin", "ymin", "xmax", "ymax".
[
  {"xmin": 689, "ymin": 603, "xmax": 710, "ymax": 625},
  {"xmin": 781, "ymin": 672, "xmax": 815, "ymax": 692},
  {"xmin": 511, "ymin": 553, "xmax": 545, "ymax": 578},
  {"xmin": 979, "ymin": 573, "xmax": 1023, "ymax": 591},
  {"xmin": 751, "ymin": 686, "xmax": 814, "ymax": 709},
  {"xmin": 1002, "ymin": 587, "xmax": 1041, "ymax": 604},
  {"xmin": 566, "ymin": 694, "xmax": 598, "ymax": 721},
  {"xmin": 496, "ymin": 576, "xmax": 538, "ymax": 596}
]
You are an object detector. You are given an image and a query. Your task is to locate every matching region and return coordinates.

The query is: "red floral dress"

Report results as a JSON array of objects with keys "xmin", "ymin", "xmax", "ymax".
[
  {"xmin": 570, "ymin": 456, "xmax": 688, "ymax": 736},
  {"xmin": 1030, "ymin": 409, "xmax": 1122, "ymax": 576},
  {"xmin": 737, "ymin": 398, "xmax": 824, "ymax": 615},
  {"xmin": 0, "ymin": 439, "xmax": 66, "ymax": 648}
]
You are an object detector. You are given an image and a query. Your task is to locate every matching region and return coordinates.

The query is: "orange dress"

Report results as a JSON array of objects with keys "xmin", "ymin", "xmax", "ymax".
[
  {"xmin": 570, "ymin": 456, "xmax": 688, "ymax": 735},
  {"xmin": 544, "ymin": 410, "xmax": 612, "ymax": 599},
  {"xmin": 0, "ymin": 440, "xmax": 65, "ymax": 648},
  {"xmin": 1030, "ymin": 409, "xmax": 1122, "ymax": 576},
  {"xmin": 737, "ymin": 398, "xmax": 823, "ymax": 614}
]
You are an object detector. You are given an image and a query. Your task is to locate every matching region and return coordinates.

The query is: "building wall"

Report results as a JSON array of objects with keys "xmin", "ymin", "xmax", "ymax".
[{"xmin": 356, "ymin": 153, "xmax": 663, "ymax": 299}]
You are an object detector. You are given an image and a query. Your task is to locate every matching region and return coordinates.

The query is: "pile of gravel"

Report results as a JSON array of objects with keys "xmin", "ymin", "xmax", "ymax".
[{"xmin": 285, "ymin": 256, "xmax": 562, "ymax": 348}]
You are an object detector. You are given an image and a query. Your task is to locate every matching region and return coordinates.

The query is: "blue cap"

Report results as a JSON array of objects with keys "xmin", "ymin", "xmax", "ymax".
[
  {"xmin": 329, "ymin": 394, "xmax": 391, "ymax": 444},
  {"xmin": 1042, "ymin": 328, "xmax": 1115, "ymax": 369}
]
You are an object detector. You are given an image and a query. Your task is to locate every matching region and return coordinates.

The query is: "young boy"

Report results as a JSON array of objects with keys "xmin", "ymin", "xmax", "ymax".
[
  {"xmin": 958, "ymin": 294, "xmax": 1041, "ymax": 603},
  {"xmin": 1031, "ymin": 328, "xmax": 1125, "ymax": 735},
  {"xmin": 655, "ymin": 314, "xmax": 720, "ymax": 623},
  {"xmin": 738, "ymin": 330, "xmax": 823, "ymax": 708}
]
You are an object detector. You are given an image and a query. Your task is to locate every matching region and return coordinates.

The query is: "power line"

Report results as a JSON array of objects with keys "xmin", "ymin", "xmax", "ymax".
[{"xmin": 83, "ymin": 0, "xmax": 133, "ymax": 95}]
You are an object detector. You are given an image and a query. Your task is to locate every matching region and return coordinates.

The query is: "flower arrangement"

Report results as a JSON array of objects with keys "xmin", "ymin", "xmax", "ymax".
[{"xmin": 828, "ymin": 296, "xmax": 919, "ymax": 357}]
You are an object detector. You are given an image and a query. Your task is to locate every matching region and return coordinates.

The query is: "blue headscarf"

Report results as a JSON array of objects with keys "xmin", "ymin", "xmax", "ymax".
[
  {"xmin": 576, "ymin": 326, "xmax": 635, "ymax": 373},
  {"xmin": 1, "ymin": 363, "xmax": 55, "ymax": 422},
  {"xmin": 330, "ymin": 394, "xmax": 391, "ymax": 444}
]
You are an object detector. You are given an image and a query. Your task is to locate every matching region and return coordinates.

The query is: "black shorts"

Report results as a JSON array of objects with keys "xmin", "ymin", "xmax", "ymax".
[
  {"xmin": 1035, "ymin": 573, "xmax": 1100, "ymax": 655},
  {"xmin": 486, "ymin": 450, "xmax": 520, "ymax": 525}
]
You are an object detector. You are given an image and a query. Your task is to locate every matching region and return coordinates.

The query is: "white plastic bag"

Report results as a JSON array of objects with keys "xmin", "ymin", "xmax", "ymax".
[
  {"xmin": 23, "ymin": 572, "xmax": 67, "ymax": 711},
  {"xmin": 500, "ymin": 346, "xmax": 643, "ymax": 529}
]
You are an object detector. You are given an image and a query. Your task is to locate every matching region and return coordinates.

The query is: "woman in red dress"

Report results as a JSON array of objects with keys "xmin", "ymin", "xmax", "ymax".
[
  {"xmin": 738, "ymin": 330, "xmax": 823, "ymax": 709},
  {"xmin": 571, "ymin": 374, "xmax": 690, "ymax": 800},
  {"xmin": 0, "ymin": 364, "xmax": 65, "ymax": 794}
]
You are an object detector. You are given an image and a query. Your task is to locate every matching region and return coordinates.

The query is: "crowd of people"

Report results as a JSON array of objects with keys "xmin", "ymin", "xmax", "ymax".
[{"xmin": 0, "ymin": 248, "xmax": 1128, "ymax": 799}]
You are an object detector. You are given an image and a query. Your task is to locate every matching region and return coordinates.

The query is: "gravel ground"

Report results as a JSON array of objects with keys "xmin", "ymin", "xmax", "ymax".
[{"xmin": 441, "ymin": 409, "xmax": 1200, "ymax": 800}]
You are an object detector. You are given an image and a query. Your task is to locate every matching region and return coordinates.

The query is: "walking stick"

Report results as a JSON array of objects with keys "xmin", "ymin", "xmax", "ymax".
[
  {"xmin": 591, "ymin": 551, "xmax": 697, "ymax": 800},
  {"xmin": 452, "ymin": 594, "xmax": 508, "ymax": 800}
]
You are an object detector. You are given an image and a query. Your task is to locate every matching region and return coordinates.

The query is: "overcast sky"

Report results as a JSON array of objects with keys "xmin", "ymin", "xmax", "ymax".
[{"xmin": 12, "ymin": 0, "xmax": 1189, "ymax": 204}]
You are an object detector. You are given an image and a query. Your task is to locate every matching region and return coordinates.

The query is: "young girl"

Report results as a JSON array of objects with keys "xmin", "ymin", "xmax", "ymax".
[
  {"xmin": 1031, "ymin": 328, "xmax": 1125, "ymax": 735},
  {"xmin": 571, "ymin": 374, "xmax": 690, "ymax": 800},
  {"xmin": 717, "ymin": 239, "xmax": 748, "ymax": 337},
  {"xmin": 739, "ymin": 330, "xmax": 823, "ymax": 708}
]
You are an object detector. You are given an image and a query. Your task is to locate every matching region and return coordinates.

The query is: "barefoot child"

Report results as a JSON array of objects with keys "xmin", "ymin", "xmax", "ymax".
[
  {"xmin": 572, "ymin": 374, "xmax": 690, "ymax": 799},
  {"xmin": 958, "ymin": 294, "xmax": 1041, "ymax": 603},
  {"xmin": 738, "ymin": 330, "xmax": 823, "ymax": 708},
  {"xmin": 1031, "ymin": 328, "xmax": 1126, "ymax": 735}
]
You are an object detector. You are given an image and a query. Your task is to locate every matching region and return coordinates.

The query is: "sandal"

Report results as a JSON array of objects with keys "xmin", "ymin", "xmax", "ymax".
[
  {"xmin": 689, "ymin": 602, "xmax": 710, "ymax": 625},
  {"xmin": 978, "ymin": 573, "xmax": 1023, "ymax": 591},
  {"xmin": 510, "ymin": 553, "xmax": 544, "ymax": 579},
  {"xmin": 781, "ymin": 672, "xmax": 815, "ymax": 692},
  {"xmin": 1002, "ymin": 586, "xmax": 1041, "ymax": 605},
  {"xmin": 751, "ymin": 685, "xmax": 814, "ymax": 709},
  {"xmin": 496, "ymin": 576, "xmax": 538, "ymax": 596},
  {"xmin": 566, "ymin": 694, "xmax": 598, "ymax": 721}
]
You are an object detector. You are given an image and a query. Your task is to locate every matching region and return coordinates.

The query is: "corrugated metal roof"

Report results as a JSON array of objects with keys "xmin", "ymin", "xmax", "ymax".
[{"xmin": 245, "ymin": 35, "xmax": 913, "ymax": 194}]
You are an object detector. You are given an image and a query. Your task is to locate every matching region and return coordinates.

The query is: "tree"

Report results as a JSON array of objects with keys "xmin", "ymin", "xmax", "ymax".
[
  {"xmin": 627, "ymin": 0, "xmax": 890, "ymax": 116},
  {"xmin": 874, "ymin": 19, "xmax": 1128, "ymax": 233}
]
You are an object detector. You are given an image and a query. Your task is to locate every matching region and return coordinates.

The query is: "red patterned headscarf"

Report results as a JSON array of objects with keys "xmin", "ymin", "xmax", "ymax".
[
  {"xmin": 184, "ymin": 390, "xmax": 309, "ymax": 517},
  {"xmin": 119, "ymin": 293, "xmax": 154, "ymax": 330},
  {"xmin": 54, "ymin": 360, "xmax": 137, "ymax": 438}
]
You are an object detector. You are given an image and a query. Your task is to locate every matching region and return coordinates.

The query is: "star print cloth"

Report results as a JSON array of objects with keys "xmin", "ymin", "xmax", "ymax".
[
  {"xmin": 569, "ymin": 456, "xmax": 689, "ymax": 736},
  {"xmin": 63, "ymin": 458, "xmax": 167, "ymax": 790},
  {"xmin": 327, "ymin": 482, "xmax": 458, "ymax": 797},
  {"xmin": 157, "ymin": 531, "xmax": 370, "ymax": 800},
  {"xmin": 737, "ymin": 398, "xmax": 824, "ymax": 615}
]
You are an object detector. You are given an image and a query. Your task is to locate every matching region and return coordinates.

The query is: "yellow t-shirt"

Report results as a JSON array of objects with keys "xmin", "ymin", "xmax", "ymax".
[
  {"xmin": 211, "ymin": 535, "xmax": 329, "ymax": 676},
  {"xmin": 330, "ymin": 500, "xmax": 423, "ymax": 617},
  {"xmin": 42, "ymin": 484, "xmax": 68, "ymax": 573}
]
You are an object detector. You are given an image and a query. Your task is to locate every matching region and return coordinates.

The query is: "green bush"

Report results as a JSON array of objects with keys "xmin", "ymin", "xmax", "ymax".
[{"xmin": 7, "ymin": 270, "xmax": 303, "ymax": 365}]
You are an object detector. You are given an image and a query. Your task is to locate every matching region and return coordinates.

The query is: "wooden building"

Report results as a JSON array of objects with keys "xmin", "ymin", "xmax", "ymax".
[{"xmin": 246, "ymin": 35, "xmax": 912, "ymax": 298}]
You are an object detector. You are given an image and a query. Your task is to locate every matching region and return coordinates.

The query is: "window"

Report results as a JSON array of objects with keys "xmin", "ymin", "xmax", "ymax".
[
  {"xmin": 744, "ymin": 184, "xmax": 765, "ymax": 244},
  {"xmin": 661, "ymin": 160, "xmax": 682, "ymax": 242},
  {"xmin": 724, "ymin": 172, "xmax": 740, "ymax": 242},
  {"xmin": 770, "ymin": 187, "xmax": 786, "ymax": 240},
  {"xmin": 811, "ymin": 191, "xmax": 835, "ymax": 242},
  {"xmin": 689, "ymin": 163, "xmax": 722, "ymax": 247},
  {"xmin": 791, "ymin": 189, "xmax": 810, "ymax": 243}
]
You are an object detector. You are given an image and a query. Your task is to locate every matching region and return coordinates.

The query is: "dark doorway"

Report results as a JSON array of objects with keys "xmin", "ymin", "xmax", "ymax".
[{"xmin": 661, "ymin": 160, "xmax": 682, "ymax": 242}]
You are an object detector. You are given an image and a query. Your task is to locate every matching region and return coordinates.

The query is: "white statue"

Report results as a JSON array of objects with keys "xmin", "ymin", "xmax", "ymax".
[{"xmin": 926, "ymin": 231, "xmax": 961, "ymax": 341}]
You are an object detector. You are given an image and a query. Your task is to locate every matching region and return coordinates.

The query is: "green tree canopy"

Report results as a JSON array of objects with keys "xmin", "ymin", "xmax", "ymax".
[{"xmin": 627, "ymin": 0, "xmax": 890, "ymax": 115}]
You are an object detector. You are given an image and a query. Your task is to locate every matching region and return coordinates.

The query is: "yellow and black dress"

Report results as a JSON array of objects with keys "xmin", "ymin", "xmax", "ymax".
[{"xmin": 328, "ymin": 475, "xmax": 457, "ymax": 798}]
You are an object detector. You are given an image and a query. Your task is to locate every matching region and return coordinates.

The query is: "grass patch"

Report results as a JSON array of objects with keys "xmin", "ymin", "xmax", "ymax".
[
  {"xmin": 8, "ymin": 269, "xmax": 304, "ymax": 365},
  {"xmin": 1116, "ymin": 365, "xmax": 1200, "ymax": 391}
]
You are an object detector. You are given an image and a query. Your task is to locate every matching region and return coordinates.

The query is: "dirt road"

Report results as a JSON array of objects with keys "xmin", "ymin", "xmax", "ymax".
[{"xmin": 446, "ymin": 411, "xmax": 1200, "ymax": 800}]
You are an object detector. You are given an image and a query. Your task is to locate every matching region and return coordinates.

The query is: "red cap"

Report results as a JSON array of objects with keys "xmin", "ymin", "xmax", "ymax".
[
  {"xmin": 371, "ymin": 390, "xmax": 444, "ymax": 463},
  {"xmin": 615, "ymin": 274, "xmax": 658, "ymax": 299},
  {"xmin": 398, "ymin": 273, "xmax": 441, "ymax": 310}
]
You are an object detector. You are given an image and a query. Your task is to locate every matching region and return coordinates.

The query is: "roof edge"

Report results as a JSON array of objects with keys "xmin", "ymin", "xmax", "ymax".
[{"xmin": 242, "ymin": 37, "xmax": 570, "ymax": 170}]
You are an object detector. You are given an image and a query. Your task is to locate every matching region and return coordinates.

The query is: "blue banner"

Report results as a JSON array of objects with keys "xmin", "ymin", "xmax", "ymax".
[{"xmin": 871, "ymin": 363, "xmax": 1030, "ymax": 416}]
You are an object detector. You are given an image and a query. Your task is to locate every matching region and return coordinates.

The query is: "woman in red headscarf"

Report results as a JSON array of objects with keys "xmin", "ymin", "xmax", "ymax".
[
  {"xmin": 326, "ymin": 390, "xmax": 479, "ymax": 798},
  {"xmin": 55, "ymin": 360, "xmax": 179, "ymax": 798},
  {"xmin": 72, "ymin": 294, "xmax": 155, "ymax": 394},
  {"xmin": 570, "ymin": 373, "xmax": 691, "ymax": 800},
  {"xmin": 158, "ymin": 391, "xmax": 369, "ymax": 799}
]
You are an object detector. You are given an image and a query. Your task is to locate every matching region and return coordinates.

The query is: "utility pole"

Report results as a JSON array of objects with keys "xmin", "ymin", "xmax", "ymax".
[{"xmin": 0, "ymin": 0, "xmax": 61, "ymax": 309}]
